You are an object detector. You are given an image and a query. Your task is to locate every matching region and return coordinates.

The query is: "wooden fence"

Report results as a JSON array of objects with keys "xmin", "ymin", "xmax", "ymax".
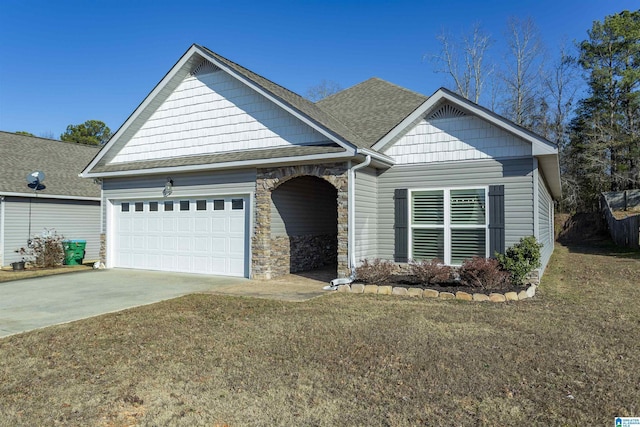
[{"xmin": 600, "ymin": 192, "xmax": 640, "ymax": 249}]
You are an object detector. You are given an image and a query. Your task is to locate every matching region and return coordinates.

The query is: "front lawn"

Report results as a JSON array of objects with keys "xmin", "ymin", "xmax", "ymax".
[{"xmin": 1, "ymin": 241, "xmax": 639, "ymax": 425}]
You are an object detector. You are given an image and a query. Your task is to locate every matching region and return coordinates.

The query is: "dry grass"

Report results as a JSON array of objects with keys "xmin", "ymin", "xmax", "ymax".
[
  {"xmin": 1, "ymin": 241, "xmax": 639, "ymax": 426},
  {"xmin": 0, "ymin": 264, "xmax": 92, "ymax": 282}
]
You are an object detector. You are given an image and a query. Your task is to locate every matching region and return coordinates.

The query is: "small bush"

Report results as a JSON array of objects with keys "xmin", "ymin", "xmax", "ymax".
[
  {"xmin": 355, "ymin": 259, "xmax": 395, "ymax": 284},
  {"xmin": 496, "ymin": 236, "xmax": 543, "ymax": 286},
  {"xmin": 16, "ymin": 230, "xmax": 65, "ymax": 268},
  {"xmin": 410, "ymin": 258, "xmax": 453, "ymax": 284},
  {"xmin": 458, "ymin": 256, "xmax": 511, "ymax": 291}
]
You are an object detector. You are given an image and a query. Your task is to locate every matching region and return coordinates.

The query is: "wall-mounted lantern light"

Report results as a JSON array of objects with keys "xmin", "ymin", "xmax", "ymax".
[{"xmin": 163, "ymin": 177, "xmax": 174, "ymax": 197}]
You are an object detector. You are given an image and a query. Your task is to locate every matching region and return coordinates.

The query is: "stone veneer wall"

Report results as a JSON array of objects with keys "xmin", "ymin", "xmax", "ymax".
[
  {"xmin": 253, "ymin": 163, "xmax": 348, "ymax": 280},
  {"xmin": 290, "ymin": 233, "xmax": 337, "ymax": 273},
  {"xmin": 269, "ymin": 234, "xmax": 338, "ymax": 277},
  {"xmin": 99, "ymin": 233, "xmax": 106, "ymax": 264}
]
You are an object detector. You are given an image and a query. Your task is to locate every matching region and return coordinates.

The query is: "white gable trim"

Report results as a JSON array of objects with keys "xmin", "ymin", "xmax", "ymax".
[
  {"xmin": 373, "ymin": 88, "xmax": 557, "ymax": 155},
  {"xmin": 82, "ymin": 46, "xmax": 199, "ymax": 176},
  {"xmin": 373, "ymin": 88, "xmax": 561, "ymax": 199},
  {"xmin": 82, "ymin": 45, "xmax": 356, "ymax": 177}
]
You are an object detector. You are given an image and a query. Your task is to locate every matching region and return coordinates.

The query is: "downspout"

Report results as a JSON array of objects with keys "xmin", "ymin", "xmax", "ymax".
[
  {"xmin": 348, "ymin": 154, "xmax": 372, "ymax": 275},
  {"xmin": 325, "ymin": 154, "xmax": 372, "ymax": 289},
  {"xmin": 0, "ymin": 196, "xmax": 4, "ymax": 266}
]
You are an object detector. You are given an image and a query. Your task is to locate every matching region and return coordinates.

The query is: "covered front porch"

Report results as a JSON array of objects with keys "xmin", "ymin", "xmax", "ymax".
[{"xmin": 251, "ymin": 163, "xmax": 349, "ymax": 280}]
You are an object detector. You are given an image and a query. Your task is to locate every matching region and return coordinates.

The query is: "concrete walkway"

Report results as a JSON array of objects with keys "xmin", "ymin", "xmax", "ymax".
[{"xmin": 0, "ymin": 268, "xmax": 330, "ymax": 338}]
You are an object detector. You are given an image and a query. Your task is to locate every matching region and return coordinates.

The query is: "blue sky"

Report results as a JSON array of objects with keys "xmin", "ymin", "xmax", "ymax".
[{"xmin": 0, "ymin": 0, "xmax": 637, "ymax": 138}]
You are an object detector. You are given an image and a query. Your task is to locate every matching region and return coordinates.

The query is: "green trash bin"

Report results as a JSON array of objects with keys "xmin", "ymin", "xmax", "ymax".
[{"xmin": 62, "ymin": 240, "xmax": 86, "ymax": 265}]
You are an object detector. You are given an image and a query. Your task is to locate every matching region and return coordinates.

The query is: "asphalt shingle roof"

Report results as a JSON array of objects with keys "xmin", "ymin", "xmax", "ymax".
[
  {"xmin": 0, "ymin": 132, "xmax": 101, "ymax": 198},
  {"xmin": 316, "ymin": 78, "xmax": 428, "ymax": 147},
  {"xmin": 91, "ymin": 145, "xmax": 346, "ymax": 173},
  {"xmin": 86, "ymin": 45, "xmax": 432, "ymax": 175}
]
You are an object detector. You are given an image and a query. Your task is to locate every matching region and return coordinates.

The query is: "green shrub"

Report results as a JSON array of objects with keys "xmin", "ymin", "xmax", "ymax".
[
  {"xmin": 496, "ymin": 236, "xmax": 542, "ymax": 286},
  {"xmin": 409, "ymin": 258, "xmax": 453, "ymax": 284},
  {"xmin": 355, "ymin": 259, "xmax": 395, "ymax": 284},
  {"xmin": 458, "ymin": 256, "xmax": 511, "ymax": 291}
]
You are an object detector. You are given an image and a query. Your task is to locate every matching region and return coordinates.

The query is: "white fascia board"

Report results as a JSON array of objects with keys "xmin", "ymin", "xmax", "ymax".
[
  {"xmin": 197, "ymin": 46, "xmax": 356, "ymax": 152},
  {"xmin": 81, "ymin": 151, "xmax": 356, "ymax": 179},
  {"xmin": 0, "ymin": 192, "xmax": 101, "ymax": 201},
  {"xmin": 372, "ymin": 88, "xmax": 559, "ymax": 157},
  {"xmin": 357, "ymin": 147, "xmax": 395, "ymax": 166},
  {"xmin": 81, "ymin": 45, "xmax": 202, "ymax": 177},
  {"xmin": 537, "ymin": 154, "xmax": 562, "ymax": 200}
]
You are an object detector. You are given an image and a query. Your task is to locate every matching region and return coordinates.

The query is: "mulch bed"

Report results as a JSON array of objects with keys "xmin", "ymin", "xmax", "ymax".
[{"xmin": 354, "ymin": 274, "xmax": 526, "ymax": 295}]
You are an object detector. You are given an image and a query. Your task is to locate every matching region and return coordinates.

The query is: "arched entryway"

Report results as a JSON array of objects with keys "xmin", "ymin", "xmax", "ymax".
[
  {"xmin": 271, "ymin": 176, "xmax": 337, "ymax": 276},
  {"xmin": 252, "ymin": 163, "xmax": 349, "ymax": 280}
]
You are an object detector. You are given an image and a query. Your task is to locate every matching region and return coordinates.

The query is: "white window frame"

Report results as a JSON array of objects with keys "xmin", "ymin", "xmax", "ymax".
[{"xmin": 408, "ymin": 186, "xmax": 489, "ymax": 265}]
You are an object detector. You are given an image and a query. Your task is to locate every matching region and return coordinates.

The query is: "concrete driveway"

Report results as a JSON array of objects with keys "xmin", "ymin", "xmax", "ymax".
[{"xmin": 0, "ymin": 269, "xmax": 328, "ymax": 338}]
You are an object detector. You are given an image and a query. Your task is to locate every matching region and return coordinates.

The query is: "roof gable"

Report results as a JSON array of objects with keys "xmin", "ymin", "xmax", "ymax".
[
  {"xmin": 384, "ymin": 111, "xmax": 532, "ymax": 164},
  {"xmin": 373, "ymin": 88, "xmax": 561, "ymax": 198},
  {"xmin": 0, "ymin": 132, "xmax": 100, "ymax": 199},
  {"xmin": 83, "ymin": 45, "xmax": 365, "ymax": 176},
  {"xmin": 317, "ymin": 78, "xmax": 427, "ymax": 147},
  {"xmin": 109, "ymin": 62, "xmax": 335, "ymax": 164}
]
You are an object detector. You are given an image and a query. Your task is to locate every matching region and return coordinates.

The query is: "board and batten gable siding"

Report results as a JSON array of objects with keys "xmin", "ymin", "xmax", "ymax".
[
  {"xmin": 385, "ymin": 115, "xmax": 531, "ymax": 165},
  {"xmin": 271, "ymin": 176, "xmax": 337, "ymax": 237},
  {"xmin": 354, "ymin": 167, "xmax": 378, "ymax": 262},
  {"xmin": 111, "ymin": 70, "xmax": 332, "ymax": 164},
  {"xmin": 376, "ymin": 158, "xmax": 535, "ymax": 261},
  {"xmin": 537, "ymin": 172, "xmax": 554, "ymax": 274},
  {"xmin": 2, "ymin": 197, "xmax": 101, "ymax": 265}
]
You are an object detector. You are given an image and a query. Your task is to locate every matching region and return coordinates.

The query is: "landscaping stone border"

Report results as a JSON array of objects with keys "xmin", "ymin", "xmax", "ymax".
[{"xmin": 336, "ymin": 283, "xmax": 537, "ymax": 302}]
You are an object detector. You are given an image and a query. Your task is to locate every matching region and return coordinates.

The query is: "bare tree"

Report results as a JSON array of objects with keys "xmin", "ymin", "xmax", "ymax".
[
  {"xmin": 543, "ymin": 41, "xmax": 579, "ymax": 144},
  {"xmin": 431, "ymin": 23, "xmax": 493, "ymax": 104},
  {"xmin": 306, "ymin": 79, "xmax": 343, "ymax": 102},
  {"xmin": 500, "ymin": 17, "xmax": 545, "ymax": 128},
  {"xmin": 39, "ymin": 131, "xmax": 55, "ymax": 140}
]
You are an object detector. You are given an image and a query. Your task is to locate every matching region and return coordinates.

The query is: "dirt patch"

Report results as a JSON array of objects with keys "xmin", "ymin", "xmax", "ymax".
[{"xmin": 556, "ymin": 212, "xmax": 609, "ymax": 244}]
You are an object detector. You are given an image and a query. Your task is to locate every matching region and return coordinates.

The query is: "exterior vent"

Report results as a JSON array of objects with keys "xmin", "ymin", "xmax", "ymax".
[
  {"xmin": 428, "ymin": 103, "xmax": 466, "ymax": 120},
  {"xmin": 191, "ymin": 60, "xmax": 220, "ymax": 76}
]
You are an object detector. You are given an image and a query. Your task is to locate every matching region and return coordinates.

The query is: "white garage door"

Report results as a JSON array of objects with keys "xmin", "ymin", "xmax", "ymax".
[{"xmin": 113, "ymin": 197, "xmax": 249, "ymax": 277}]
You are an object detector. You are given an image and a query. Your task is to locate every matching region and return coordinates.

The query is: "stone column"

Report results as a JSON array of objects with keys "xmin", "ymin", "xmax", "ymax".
[
  {"xmin": 99, "ymin": 233, "xmax": 106, "ymax": 264},
  {"xmin": 336, "ymin": 186, "xmax": 349, "ymax": 278},
  {"xmin": 252, "ymin": 179, "xmax": 272, "ymax": 280}
]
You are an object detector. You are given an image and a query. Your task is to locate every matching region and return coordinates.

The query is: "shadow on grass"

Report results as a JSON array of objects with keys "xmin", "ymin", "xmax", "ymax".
[
  {"xmin": 556, "ymin": 211, "xmax": 640, "ymax": 260},
  {"xmin": 561, "ymin": 240, "xmax": 640, "ymax": 260}
]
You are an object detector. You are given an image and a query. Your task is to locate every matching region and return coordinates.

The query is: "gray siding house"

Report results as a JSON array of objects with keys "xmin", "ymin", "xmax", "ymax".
[
  {"xmin": 81, "ymin": 44, "xmax": 561, "ymax": 279},
  {"xmin": 0, "ymin": 132, "xmax": 101, "ymax": 266}
]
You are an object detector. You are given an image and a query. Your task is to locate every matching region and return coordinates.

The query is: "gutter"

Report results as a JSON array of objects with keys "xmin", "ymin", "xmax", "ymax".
[{"xmin": 0, "ymin": 192, "xmax": 100, "ymax": 202}]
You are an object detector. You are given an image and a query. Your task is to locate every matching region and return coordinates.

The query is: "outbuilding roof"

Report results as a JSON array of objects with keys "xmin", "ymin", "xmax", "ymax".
[{"xmin": 0, "ymin": 131, "xmax": 100, "ymax": 199}]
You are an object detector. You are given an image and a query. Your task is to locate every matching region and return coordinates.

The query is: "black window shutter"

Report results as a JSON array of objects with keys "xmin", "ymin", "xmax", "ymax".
[
  {"xmin": 394, "ymin": 189, "xmax": 408, "ymax": 262},
  {"xmin": 489, "ymin": 185, "xmax": 505, "ymax": 257}
]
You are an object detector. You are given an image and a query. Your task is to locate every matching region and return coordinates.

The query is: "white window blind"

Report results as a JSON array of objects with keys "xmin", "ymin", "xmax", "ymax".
[{"xmin": 410, "ymin": 187, "xmax": 488, "ymax": 264}]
